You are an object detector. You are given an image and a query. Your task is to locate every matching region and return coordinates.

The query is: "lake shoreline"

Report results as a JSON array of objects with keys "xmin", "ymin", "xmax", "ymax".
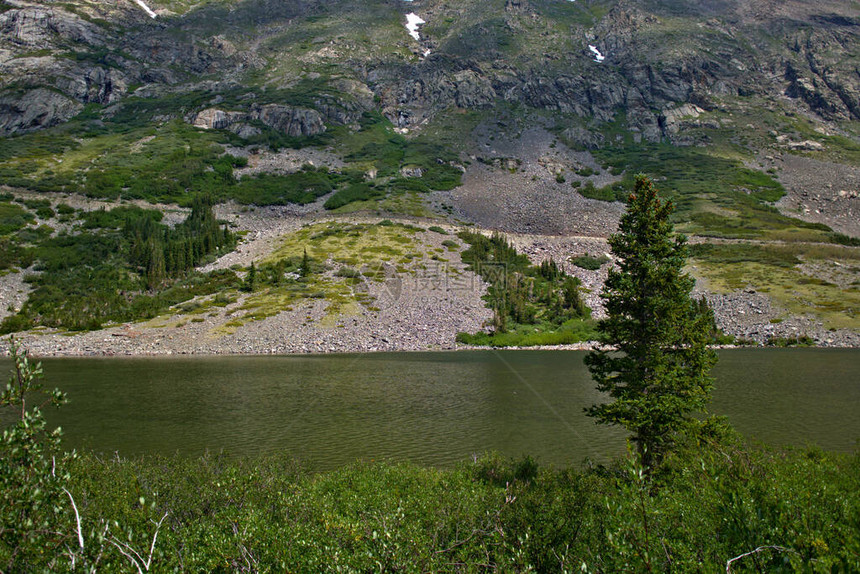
[
  {"xmin": 2, "ymin": 205, "xmax": 857, "ymax": 358},
  {"xmin": 3, "ymin": 335, "xmax": 858, "ymax": 359}
]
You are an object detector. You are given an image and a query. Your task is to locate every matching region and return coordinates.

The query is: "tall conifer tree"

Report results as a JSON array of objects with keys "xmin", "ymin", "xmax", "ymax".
[{"xmin": 585, "ymin": 175, "xmax": 717, "ymax": 469}]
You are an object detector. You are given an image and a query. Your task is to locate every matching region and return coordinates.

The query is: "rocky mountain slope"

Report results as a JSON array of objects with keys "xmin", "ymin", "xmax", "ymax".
[
  {"xmin": 2, "ymin": 0, "xmax": 858, "ymax": 137},
  {"xmin": 0, "ymin": 0, "xmax": 858, "ymax": 352}
]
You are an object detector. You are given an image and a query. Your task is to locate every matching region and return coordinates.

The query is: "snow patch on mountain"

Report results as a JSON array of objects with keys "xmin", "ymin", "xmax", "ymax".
[
  {"xmin": 133, "ymin": 0, "xmax": 157, "ymax": 18},
  {"xmin": 588, "ymin": 45, "xmax": 605, "ymax": 62},
  {"xmin": 405, "ymin": 13, "xmax": 425, "ymax": 41}
]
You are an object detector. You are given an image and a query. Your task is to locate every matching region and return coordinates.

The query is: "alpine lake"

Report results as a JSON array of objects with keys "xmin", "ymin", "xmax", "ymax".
[{"xmin": 2, "ymin": 349, "xmax": 858, "ymax": 470}]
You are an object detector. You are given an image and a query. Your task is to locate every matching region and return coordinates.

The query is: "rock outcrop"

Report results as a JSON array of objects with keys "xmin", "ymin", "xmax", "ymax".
[
  {"xmin": 0, "ymin": 0, "xmax": 857, "ymax": 143},
  {"xmin": 191, "ymin": 105, "xmax": 326, "ymax": 138},
  {"xmin": 0, "ymin": 88, "xmax": 82, "ymax": 134}
]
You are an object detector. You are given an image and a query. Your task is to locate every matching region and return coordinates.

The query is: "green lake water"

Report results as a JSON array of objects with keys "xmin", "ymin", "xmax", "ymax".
[{"xmin": 2, "ymin": 349, "xmax": 858, "ymax": 470}]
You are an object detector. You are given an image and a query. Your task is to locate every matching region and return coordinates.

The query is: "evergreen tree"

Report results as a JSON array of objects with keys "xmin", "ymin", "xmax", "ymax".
[
  {"xmin": 299, "ymin": 248, "xmax": 311, "ymax": 278},
  {"xmin": 244, "ymin": 262, "xmax": 257, "ymax": 292},
  {"xmin": 584, "ymin": 176, "xmax": 717, "ymax": 470},
  {"xmin": 561, "ymin": 276, "xmax": 585, "ymax": 318},
  {"xmin": 145, "ymin": 239, "xmax": 165, "ymax": 290}
]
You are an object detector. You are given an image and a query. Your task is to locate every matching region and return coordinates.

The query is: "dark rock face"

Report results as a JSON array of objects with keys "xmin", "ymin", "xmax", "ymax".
[
  {"xmin": 784, "ymin": 31, "xmax": 860, "ymax": 121},
  {"xmin": 253, "ymin": 105, "xmax": 326, "ymax": 137},
  {"xmin": 0, "ymin": 88, "xmax": 82, "ymax": 134},
  {"xmin": 0, "ymin": 5, "xmax": 105, "ymax": 47},
  {"xmin": 0, "ymin": 4, "xmax": 118, "ymax": 133},
  {"xmin": 191, "ymin": 105, "xmax": 326, "ymax": 137}
]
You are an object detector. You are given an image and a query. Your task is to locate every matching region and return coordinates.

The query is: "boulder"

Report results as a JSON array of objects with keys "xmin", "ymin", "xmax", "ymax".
[
  {"xmin": 192, "ymin": 108, "xmax": 246, "ymax": 130},
  {"xmin": 660, "ymin": 103, "xmax": 704, "ymax": 135}
]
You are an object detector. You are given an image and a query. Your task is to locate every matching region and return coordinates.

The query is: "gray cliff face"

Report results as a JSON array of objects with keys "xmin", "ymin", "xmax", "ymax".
[
  {"xmin": 191, "ymin": 105, "xmax": 327, "ymax": 138},
  {"xmin": 0, "ymin": 4, "xmax": 106, "ymax": 47},
  {"xmin": 0, "ymin": 0, "xmax": 857, "ymax": 139},
  {"xmin": 0, "ymin": 88, "xmax": 82, "ymax": 134},
  {"xmin": 784, "ymin": 29, "xmax": 860, "ymax": 121}
]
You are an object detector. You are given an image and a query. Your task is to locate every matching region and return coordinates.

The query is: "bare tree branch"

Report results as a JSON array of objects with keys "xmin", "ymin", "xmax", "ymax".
[
  {"xmin": 62, "ymin": 488, "xmax": 84, "ymax": 552},
  {"xmin": 726, "ymin": 545, "xmax": 795, "ymax": 573}
]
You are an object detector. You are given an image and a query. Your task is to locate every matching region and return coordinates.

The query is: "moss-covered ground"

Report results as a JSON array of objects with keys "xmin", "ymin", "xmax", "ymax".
[
  {"xmin": 205, "ymin": 220, "xmax": 430, "ymax": 334},
  {"xmin": 690, "ymin": 243, "xmax": 860, "ymax": 330}
]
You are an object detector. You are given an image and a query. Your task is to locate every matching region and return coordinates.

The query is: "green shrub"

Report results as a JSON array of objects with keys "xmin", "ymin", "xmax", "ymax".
[
  {"xmin": 324, "ymin": 183, "xmax": 384, "ymax": 210},
  {"xmin": 571, "ymin": 254, "xmax": 609, "ymax": 270},
  {"xmin": 766, "ymin": 335, "xmax": 815, "ymax": 347},
  {"xmin": 335, "ymin": 266, "xmax": 361, "ymax": 278},
  {"xmin": 0, "ymin": 202, "xmax": 34, "ymax": 235},
  {"xmin": 233, "ymin": 169, "xmax": 341, "ymax": 206}
]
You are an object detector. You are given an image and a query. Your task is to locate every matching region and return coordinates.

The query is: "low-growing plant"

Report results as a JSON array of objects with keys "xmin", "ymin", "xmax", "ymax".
[
  {"xmin": 766, "ymin": 335, "xmax": 815, "ymax": 347},
  {"xmin": 571, "ymin": 254, "xmax": 610, "ymax": 270}
]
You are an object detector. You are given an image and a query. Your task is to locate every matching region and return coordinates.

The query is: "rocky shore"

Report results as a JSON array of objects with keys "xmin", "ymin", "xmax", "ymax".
[{"xmin": 2, "ymin": 207, "xmax": 856, "ymax": 357}]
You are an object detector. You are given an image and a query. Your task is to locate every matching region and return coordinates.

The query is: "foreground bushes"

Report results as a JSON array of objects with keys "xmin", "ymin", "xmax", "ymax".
[
  {"xmin": 2, "ymin": 443, "xmax": 854, "ymax": 572},
  {"xmin": 2, "ymin": 348, "xmax": 857, "ymax": 572}
]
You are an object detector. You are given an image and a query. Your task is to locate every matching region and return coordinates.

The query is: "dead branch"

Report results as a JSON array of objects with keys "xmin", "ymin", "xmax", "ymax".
[{"xmin": 726, "ymin": 545, "xmax": 796, "ymax": 573}]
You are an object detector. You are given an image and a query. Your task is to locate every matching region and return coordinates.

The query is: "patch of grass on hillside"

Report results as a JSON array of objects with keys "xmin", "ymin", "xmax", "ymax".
[
  {"xmin": 585, "ymin": 141, "xmax": 835, "ymax": 241},
  {"xmin": 323, "ymin": 182, "xmax": 385, "ymax": 210},
  {"xmin": 690, "ymin": 243, "xmax": 860, "ymax": 330},
  {"xmin": 269, "ymin": 221, "xmax": 422, "ymax": 267},
  {"xmin": 217, "ymin": 221, "xmax": 427, "ymax": 332},
  {"xmin": 233, "ymin": 168, "xmax": 346, "ymax": 206},
  {"xmin": 571, "ymin": 254, "xmax": 609, "ymax": 270},
  {"xmin": 0, "ymin": 202, "xmax": 35, "ymax": 235},
  {"xmin": 334, "ymin": 112, "xmax": 462, "ymax": 184},
  {"xmin": 457, "ymin": 317, "xmax": 597, "ymax": 347},
  {"xmin": 531, "ymin": 0, "xmax": 602, "ymax": 26},
  {"xmin": 439, "ymin": 17, "xmax": 518, "ymax": 58}
]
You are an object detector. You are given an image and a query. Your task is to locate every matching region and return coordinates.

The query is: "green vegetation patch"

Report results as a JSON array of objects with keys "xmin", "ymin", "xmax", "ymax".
[
  {"xmin": 456, "ymin": 231, "xmax": 594, "ymax": 345},
  {"xmin": 269, "ymin": 221, "xmax": 421, "ymax": 265},
  {"xmin": 0, "ymin": 198, "xmax": 238, "ymax": 333},
  {"xmin": 329, "ymin": 112, "xmax": 464, "ymax": 200},
  {"xmin": 691, "ymin": 243, "xmax": 860, "ymax": 330},
  {"xmin": 457, "ymin": 317, "xmax": 597, "ymax": 347},
  {"xmin": 323, "ymin": 182, "xmax": 385, "ymax": 210},
  {"xmin": 222, "ymin": 221, "xmax": 426, "ymax": 329},
  {"xmin": 0, "ymin": 109, "xmax": 463, "ymax": 211},
  {"xmin": 0, "ymin": 201, "xmax": 35, "ymax": 235},
  {"xmin": 571, "ymin": 254, "xmax": 610, "ymax": 271},
  {"xmin": 232, "ymin": 168, "xmax": 342, "ymax": 206},
  {"xmin": 576, "ymin": 136, "xmax": 835, "ymax": 241},
  {"xmin": 24, "ymin": 442, "xmax": 860, "ymax": 572}
]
